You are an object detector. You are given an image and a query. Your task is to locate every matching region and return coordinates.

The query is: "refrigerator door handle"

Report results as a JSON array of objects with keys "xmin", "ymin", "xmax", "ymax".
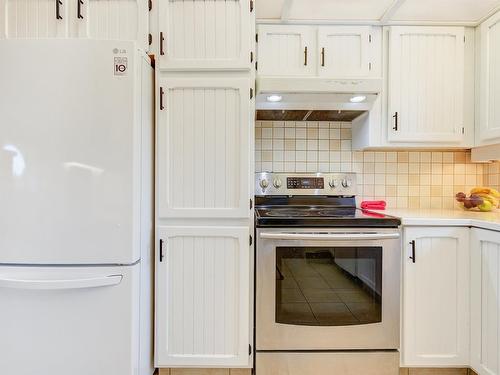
[{"xmin": 0, "ymin": 274, "xmax": 123, "ymax": 290}]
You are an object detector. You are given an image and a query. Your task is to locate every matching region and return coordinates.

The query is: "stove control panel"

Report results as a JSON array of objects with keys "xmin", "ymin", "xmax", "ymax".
[{"xmin": 255, "ymin": 172, "xmax": 357, "ymax": 196}]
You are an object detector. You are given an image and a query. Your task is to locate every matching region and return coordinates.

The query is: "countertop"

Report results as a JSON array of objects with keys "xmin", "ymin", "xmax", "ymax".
[{"xmin": 369, "ymin": 208, "xmax": 500, "ymax": 232}]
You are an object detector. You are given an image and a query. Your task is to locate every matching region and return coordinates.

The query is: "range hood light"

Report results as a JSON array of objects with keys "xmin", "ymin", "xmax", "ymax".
[
  {"xmin": 350, "ymin": 95, "xmax": 367, "ymax": 103},
  {"xmin": 266, "ymin": 95, "xmax": 283, "ymax": 102}
]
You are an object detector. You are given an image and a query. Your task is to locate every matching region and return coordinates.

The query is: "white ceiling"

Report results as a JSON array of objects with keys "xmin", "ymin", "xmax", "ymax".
[{"xmin": 256, "ymin": 0, "xmax": 500, "ymax": 25}]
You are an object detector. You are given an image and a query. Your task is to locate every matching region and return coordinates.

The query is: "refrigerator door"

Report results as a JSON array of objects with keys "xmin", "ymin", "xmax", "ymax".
[
  {"xmin": 0, "ymin": 40, "xmax": 141, "ymax": 264},
  {"xmin": 0, "ymin": 264, "xmax": 140, "ymax": 375}
]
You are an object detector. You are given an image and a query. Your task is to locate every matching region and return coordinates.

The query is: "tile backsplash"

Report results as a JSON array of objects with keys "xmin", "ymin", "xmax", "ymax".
[{"xmin": 255, "ymin": 121, "xmax": 488, "ymax": 209}]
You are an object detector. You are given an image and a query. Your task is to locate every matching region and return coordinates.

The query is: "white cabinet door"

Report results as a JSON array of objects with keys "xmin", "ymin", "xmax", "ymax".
[
  {"xmin": 257, "ymin": 25, "xmax": 316, "ymax": 76},
  {"xmin": 158, "ymin": 0, "xmax": 253, "ymax": 71},
  {"xmin": 73, "ymin": 0, "xmax": 148, "ymax": 50},
  {"xmin": 318, "ymin": 26, "xmax": 372, "ymax": 78},
  {"xmin": 157, "ymin": 77, "xmax": 252, "ymax": 219},
  {"xmin": 478, "ymin": 11, "xmax": 500, "ymax": 145},
  {"xmin": 402, "ymin": 227, "xmax": 470, "ymax": 367},
  {"xmin": 388, "ymin": 26, "xmax": 465, "ymax": 144},
  {"xmin": 155, "ymin": 226, "xmax": 251, "ymax": 368},
  {"xmin": 0, "ymin": 0, "xmax": 68, "ymax": 38},
  {"xmin": 471, "ymin": 228, "xmax": 500, "ymax": 375}
]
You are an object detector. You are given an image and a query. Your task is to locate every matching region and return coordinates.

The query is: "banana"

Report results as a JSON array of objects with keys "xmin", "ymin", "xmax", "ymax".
[
  {"xmin": 471, "ymin": 187, "xmax": 500, "ymax": 198},
  {"xmin": 475, "ymin": 193, "xmax": 500, "ymax": 208}
]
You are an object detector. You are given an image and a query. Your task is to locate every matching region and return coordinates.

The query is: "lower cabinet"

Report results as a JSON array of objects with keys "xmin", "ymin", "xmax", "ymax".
[
  {"xmin": 155, "ymin": 226, "xmax": 251, "ymax": 368},
  {"xmin": 471, "ymin": 228, "xmax": 500, "ymax": 375},
  {"xmin": 402, "ymin": 227, "xmax": 470, "ymax": 367}
]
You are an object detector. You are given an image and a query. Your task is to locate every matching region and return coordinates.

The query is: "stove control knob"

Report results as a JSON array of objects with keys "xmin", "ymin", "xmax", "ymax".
[
  {"xmin": 273, "ymin": 179, "xmax": 282, "ymax": 189},
  {"xmin": 260, "ymin": 179, "xmax": 269, "ymax": 189},
  {"xmin": 342, "ymin": 179, "xmax": 352, "ymax": 188},
  {"xmin": 329, "ymin": 179, "xmax": 339, "ymax": 188}
]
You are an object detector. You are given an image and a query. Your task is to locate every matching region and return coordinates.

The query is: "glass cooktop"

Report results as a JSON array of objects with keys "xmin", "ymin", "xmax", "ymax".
[{"xmin": 255, "ymin": 206, "xmax": 401, "ymax": 228}]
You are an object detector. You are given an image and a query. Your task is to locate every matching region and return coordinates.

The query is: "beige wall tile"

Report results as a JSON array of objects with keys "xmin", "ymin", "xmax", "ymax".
[{"xmin": 254, "ymin": 120, "xmax": 492, "ymax": 209}]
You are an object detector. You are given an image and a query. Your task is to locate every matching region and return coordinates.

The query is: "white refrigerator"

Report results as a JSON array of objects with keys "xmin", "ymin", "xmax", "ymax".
[{"xmin": 0, "ymin": 40, "xmax": 154, "ymax": 375}]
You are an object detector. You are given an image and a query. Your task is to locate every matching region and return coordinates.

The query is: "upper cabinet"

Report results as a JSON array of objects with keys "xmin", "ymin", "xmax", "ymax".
[
  {"xmin": 257, "ymin": 25, "xmax": 316, "ymax": 76},
  {"xmin": 0, "ymin": 0, "xmax": 148, "ymax": 50},
  {"xmin": 318, "ymin": 26, "xmax": 372, "ymax": 78},
  {"xmin": 477, "ymin": 11, "xmax": 500, "ymax": 146},
  {"xmin": 0, "ymin": 0, "xmax": 68, "ymax": 38},
  {"xmin": 158, "ymin": 0, "xmax": 255, "ymax": 71},
  {"xmin": 74, "ymin": 0, "xmax": 148, "ymax": 48},
  {"xmin": 387, "ymin": 26, "xmax": 467, "ymax": 145},
  {"xmin": 257, "ymin": 24, "xmax": 380, "ymax": 78}
]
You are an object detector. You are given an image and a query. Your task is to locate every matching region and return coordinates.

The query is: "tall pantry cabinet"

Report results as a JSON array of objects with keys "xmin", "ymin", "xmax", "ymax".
[{"xmin": 154, "ymin": 0, "xmax": 256, "ymax": 369}]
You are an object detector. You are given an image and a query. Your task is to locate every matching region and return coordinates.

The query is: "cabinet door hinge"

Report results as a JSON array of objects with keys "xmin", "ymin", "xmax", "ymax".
[
  {"xmin": 462, "ymin": 127, "xmax": 465, "ymax": 134},
  {"xmin": 249, "ymin": 235, "xmax": 253, "ymax": 246},
  {"xmin": 369, "ymin": 34, "xmax": 372, "ymax": 43},
  {"xmin": 250, "ymin": 51, "xmax": 254, "ymax": 63},
  {"xmin": 250, "ymin": 0, "xmax": 254, "ymax": 12},
  {"xmin": 249, "ymin": 344, "xmax": 252, "ymax": 355},
  {"xmin": 148, "ymin": 0, "xmax": 152, "ymax": 11},
  {"xmin": 250, "ymin": 87, "xmax": 254, "ymax": 100},
  {"xmin": 250, "ymin": 199, "xmax": 253, "ymax": 210},
  {"xmin": 148, "ymin": 33, "xmax": 152, "ymax": 46},
  {"xmin": 255, "ymin": 33, "xmax": 258, "ymax": 43},
  {"xmin": 369, "ymin": 62, "xmax": 372, "ymax": 70},
  {"xmin": 255, "ymin": 61, "xmax": 258, "ymax": 71},
  {"xmin": 159, "ymin": 239, "xmax": 165, "ymax": 262}
]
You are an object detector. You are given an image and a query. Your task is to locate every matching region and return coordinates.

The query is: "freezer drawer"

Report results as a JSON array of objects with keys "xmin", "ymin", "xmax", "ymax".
[{"xmin": 0, "ymin": 264, "xmax": 140, "ymax": 375}]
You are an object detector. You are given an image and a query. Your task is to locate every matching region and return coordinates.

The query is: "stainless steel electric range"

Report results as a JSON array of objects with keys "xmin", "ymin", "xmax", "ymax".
[{"xmin": 254, "ymin": 172, "xmax": 402, "ymax": 375}]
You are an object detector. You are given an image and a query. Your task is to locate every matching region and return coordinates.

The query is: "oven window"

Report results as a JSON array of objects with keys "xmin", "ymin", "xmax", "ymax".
[{"xmin": 276, "ymin": 247, "xmax": 382, "ymax": 326}]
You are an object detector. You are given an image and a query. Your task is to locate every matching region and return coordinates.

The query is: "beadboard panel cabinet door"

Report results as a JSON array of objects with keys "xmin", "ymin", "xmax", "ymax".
[
  {"xmin": 73, "ymin": 0, "xmax": 148, "ymax": 50},
  {"xmin": 471, "ymin": 228, "xmax": 500, "ymax": 375},
  {"xmin": 478, "ymin": 11, "xmax": 500, "ymax": 145},
  {"xmin": 155, "ymin": 226, "xmax": 251, "ymax": 368},
  {"xmin": 318, "ymin": 26, "xmax": 372, "ymax": 78},
  {"xmin": 0, "ymin": 0, "xmax": 68, "ymax": 38},
  {"xmin": 157, "ymin": 77, "xmax": 252, "ymax": 219},
  {"xmin": 257, "ymin": 25, "xmax": 316, "ymax": 77},
  {"xmin": 158, "ymin": 0, "xmax": 254, "ymax": 71},
  {"xmin": 388, "ymin": 26, "xmax": 466, "ymax": 145},
  {"xmin": 402, "ymin": 227, "xmax": 470, "ymax": 367}
]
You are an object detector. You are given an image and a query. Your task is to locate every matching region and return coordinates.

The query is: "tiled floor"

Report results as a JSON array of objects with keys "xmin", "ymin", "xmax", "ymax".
[{"xmin": 276, "ymin": 255, "xmax": 381, "ymax": 326}]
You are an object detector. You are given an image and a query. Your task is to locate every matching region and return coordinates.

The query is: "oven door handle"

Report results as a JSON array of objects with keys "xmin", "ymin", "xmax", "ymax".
[{"xmin": 259, "ymin": 232, "xmax": 400, "ymax": 241}]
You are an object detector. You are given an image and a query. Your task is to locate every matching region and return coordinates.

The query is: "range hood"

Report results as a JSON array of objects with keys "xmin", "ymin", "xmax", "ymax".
[{"xmin": 256, "ymin": 76, "xmax": 382, "ymax": 111}]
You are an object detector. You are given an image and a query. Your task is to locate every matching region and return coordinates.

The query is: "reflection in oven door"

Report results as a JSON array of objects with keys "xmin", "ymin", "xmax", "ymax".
[{"xmin": 275, "ymin": 246, "xmax": 382, "ymax": 327}]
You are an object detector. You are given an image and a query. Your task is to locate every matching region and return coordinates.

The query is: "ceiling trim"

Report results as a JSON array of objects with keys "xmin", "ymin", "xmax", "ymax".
[
  {"xmin": 380, "ymin": 0, "xmax": 407, "ymax": 23},
  {"xmin": 256, "ymin": 18, "xmax": 481, "ymax": 27},
  {"xmin": 281, "ymin": 0, "xmax": 293, "ymax": 21},
  {"xmin": 477, "ymin": 4, "xmax": 500, "ymax": 24}
]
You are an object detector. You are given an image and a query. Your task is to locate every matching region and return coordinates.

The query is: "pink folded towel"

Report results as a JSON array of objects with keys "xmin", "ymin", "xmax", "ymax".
[{"xmin": 360, "ymin": 200, "xmax": 387, "ymax": 210}]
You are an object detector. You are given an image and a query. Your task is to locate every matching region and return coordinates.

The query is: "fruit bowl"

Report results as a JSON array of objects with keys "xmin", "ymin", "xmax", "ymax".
[{"xmin": 456, "ymin": 188, "xmax": 500, "ymax": 212}]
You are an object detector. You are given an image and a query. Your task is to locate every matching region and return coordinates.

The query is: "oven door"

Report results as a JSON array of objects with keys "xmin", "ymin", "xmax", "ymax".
[{"xmin": 256, "ymin": 228, "xmax": 401, "ymax": 351}]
